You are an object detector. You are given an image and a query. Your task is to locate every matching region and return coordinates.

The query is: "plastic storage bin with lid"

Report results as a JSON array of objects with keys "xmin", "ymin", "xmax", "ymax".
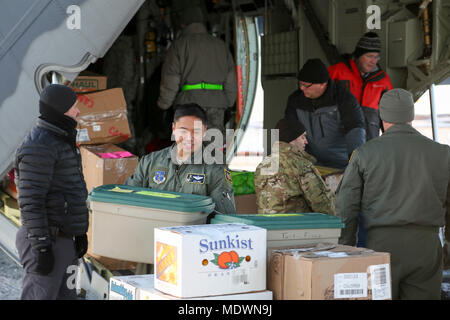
[
  {"xmin": 210, "ymin": 213, "xmax": 344, "ymax": 248},
  {"xmin": 88, "ymin": 184, "xmax": 215, "ymax": 263}
]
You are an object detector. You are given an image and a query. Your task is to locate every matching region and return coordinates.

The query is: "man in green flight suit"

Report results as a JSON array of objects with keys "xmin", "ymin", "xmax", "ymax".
[
  {"xmin": 126, "ymin": 103, "xmax": 236, "ymax": 274},
  {"xmin": 337, "ymin": 88, "xmax": 450, "ymax": 300},
  {"xmin": 254, "ymin": 117, "xmax": 336, "ymax": 215},
  {"xmin": 126, "ymin": 103, "xmax": 236, "ymax": 215}
]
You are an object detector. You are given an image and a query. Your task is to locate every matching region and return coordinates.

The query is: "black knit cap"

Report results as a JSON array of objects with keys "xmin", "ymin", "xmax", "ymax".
[
  {"xmin": 275, "ymin": 118, "xmax": 306, "ymax": 143},
  {"xmin": 297, "ymin": 58, "xmax": 330, "ymax": 84},
  {"xmin": 354, "ymin": 32, "xmax": 381, "ymax": 59},
  {"xmin": 173, "ymin": 103, "xmax": 208, "ymax": 125},
  {"xmin": 39, "ymin": 84, "xmax": 77, "ymax": 115}
]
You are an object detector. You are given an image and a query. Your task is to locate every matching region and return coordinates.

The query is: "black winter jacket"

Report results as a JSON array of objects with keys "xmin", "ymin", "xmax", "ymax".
[
  {"xmin": 14, "ymin": 119, "xmax": 88, "ymax": 251},
  {"xmin": 285, "ymin": 80, "xmax": 366, "ymax": 169}
]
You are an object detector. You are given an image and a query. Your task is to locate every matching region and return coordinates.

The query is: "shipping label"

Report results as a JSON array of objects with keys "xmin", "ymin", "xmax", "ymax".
[
  {"xmin": 369, "ymin": 264, "xmax": 391, "ymax": 300},
  {"xmin": 334, "ymin": 273, "xmax": 368, "ymax": 299},
  {"xmin": 76, "ymin": 128, "xmax": 90, "ymax": 142}
]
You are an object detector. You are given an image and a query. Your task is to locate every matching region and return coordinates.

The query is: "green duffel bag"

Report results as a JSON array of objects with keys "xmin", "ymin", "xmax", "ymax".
[{"xmin": 230, "ymin": 171, "xmax": 255, "ymax": 195}]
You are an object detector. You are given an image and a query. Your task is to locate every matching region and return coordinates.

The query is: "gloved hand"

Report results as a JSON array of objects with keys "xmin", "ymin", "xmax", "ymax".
[
  {"xmin": 74, "ymin": 234, "xmax": 88, "ymax": 258},
  {"xmin": 35, "ymin": 246, "xmax": 55, "ymax": 275}
]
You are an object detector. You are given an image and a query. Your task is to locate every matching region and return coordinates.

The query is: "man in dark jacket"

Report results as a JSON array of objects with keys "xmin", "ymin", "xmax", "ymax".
[
  {"xmin": 285, "ymin": 58, "xmax": 366, "ymax": 169},
  {"xmin": 328, "ymin": 32, "xmax": 393, "ymax": 140},
  {"xmin": 14, "ymin": 84, "xmax": 89, "ymax": 300},
  {"xmin": 337, "ymin": 88, "xmax": 450, "ymax": 299}
]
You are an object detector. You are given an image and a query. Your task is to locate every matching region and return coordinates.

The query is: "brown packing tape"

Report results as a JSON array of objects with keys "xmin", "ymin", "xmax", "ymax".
[{"xmin": 274, "ymin": 243, "xmax": 375, "ymax": 259}]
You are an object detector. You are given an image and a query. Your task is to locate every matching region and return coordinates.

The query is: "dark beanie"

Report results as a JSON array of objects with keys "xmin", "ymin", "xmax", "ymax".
[
  {"xmin": 275, "ymin": 118, "xmax": 306, "ymax": 143},
  {"xmin": 179, "ymin": 6, "xmax": 205, "ymax": 26},
  {"xmin": 354, "ymin": 32, "xmax": 381, "ymax": 59},
  {"xmin": 297, "ymin": 58, "xmax": 330, "ymax": 84},
  {"xmin": 39, "ymin": 84, "xmax": 77, "ymax": 115}
]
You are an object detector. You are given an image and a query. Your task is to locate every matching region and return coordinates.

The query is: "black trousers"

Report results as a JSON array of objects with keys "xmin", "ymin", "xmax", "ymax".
[{"xmin": 15, "ymin": 226, "xmax": 79, "ymax": 300}]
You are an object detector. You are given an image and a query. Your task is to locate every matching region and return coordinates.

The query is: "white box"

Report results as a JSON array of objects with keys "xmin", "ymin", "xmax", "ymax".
[
  {"xmin": 109, "ymin": 274, "xmax": 273, "ymax": 300},
  {"xmin": 109, "ymin": 275, "xmax": 154, "ymax": 300},
  {"xmin": 154, "ymin": 223, "xmax": 267, "ymax": 298},
  {"xmin": 90, "ymin": 201, "xmax": 207, "ymax": 263}
]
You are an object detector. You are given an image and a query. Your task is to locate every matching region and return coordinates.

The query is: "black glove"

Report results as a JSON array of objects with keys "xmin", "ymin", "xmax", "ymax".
[
  {"xmin": 74, "ymin": 234, "xmax": 88, "ymax": 258},
  {"xmin": 35, "ymin": 246, "xmax": 55, "ymax": 275}
]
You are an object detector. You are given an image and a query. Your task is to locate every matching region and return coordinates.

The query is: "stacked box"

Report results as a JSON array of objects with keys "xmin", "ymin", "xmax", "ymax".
[
  {"xmin": 154, "ymin": 223, "xmax": 267, "ymax": 298},
  {"xmin": 109, "ymin": 274, "xmax": 273, "ymax": 300},
  {"xmin": 268, "ymin": 243, "xmax": 392, "ymax": 300},
  {"xmin": 76, "ymin": 88, "xmax": 130, "ymax": 145},
  {"xmin": 70, "ymin": 74, "xmax": 107, "ymax": 93},
  {"xmin": 88, "ymin": 185, "xmax": 215, "ymax": 264},
  {"xmin": 211, "ymin": 213, "xmax": 344, "ymax": 248}
]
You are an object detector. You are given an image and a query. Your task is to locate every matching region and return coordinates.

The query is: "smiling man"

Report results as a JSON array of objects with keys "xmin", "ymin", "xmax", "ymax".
[
  {"xmin": 285, "ymin": 58, "xmax": 366, "ymax": 169},
  {"xmin": 254, "ymin": 117, "xmax": 335, "ymax": 215},
  {"xmin": 126, "ymin": 103, "xmax": 236, "ymax": 215},
  {"xmin": 328, "ymin": 32, "xmax": 393, "ymax": 140}
]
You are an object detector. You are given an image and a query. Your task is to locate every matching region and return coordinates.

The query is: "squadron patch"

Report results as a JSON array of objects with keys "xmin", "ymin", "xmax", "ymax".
[
  {"xmin": 186, "ymin": 173, "xmax": 205, "ymax": 184},
  {"xmin": 153, "ymin": 170, "xmax": 166, "ymax": 184},
  {"xmin": 224, "ymin": 169, "xmax": 232, "ymax": 184}
]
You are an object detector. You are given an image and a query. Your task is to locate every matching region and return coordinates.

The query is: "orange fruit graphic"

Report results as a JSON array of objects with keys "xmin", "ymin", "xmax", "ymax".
[
  {"xmin": 217, "ymin": 252, "xmax": 233, "ymax": 269},
  {"xmin": 229, "ymin": 251, "xmax": 239, "ymax": 263}
]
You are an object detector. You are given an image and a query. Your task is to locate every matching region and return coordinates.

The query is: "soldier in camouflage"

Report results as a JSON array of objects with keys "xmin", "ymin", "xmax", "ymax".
[{"xmin": 254, "ymin": 118, "xmax": 336, "ymax": 215}]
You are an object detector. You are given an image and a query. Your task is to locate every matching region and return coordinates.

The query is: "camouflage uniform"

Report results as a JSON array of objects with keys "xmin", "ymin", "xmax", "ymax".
[{"xmin": 254, "ymin": 141, "xmax": 336, "ymax": 214}]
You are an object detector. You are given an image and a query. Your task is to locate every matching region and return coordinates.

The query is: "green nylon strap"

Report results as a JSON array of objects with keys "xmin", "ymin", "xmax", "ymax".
[{"xmin": 181, "ymin": 82, "xmax": 223, "ymax": 91}]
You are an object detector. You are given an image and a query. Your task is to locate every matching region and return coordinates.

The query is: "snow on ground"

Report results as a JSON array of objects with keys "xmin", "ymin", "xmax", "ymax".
[{"xmin": 0, "ymin": 249, "xmax": 23, "ymax": 300}]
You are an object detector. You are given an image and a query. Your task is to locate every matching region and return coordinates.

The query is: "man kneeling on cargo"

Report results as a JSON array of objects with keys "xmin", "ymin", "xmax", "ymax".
[
  {"xmin": 254, "ymin": 118, "xmax": 336, "ymax": 215},
  {"xmin": 126, "ymin": 103, "xmax": 236, "ymax": 214}
]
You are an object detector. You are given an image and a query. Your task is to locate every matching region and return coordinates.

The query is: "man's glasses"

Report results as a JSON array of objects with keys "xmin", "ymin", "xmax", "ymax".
[
  {"xmin": 364, "ymin": 53, "xmax": 381, "ymax": 61},
  {"xmin": 299, "ymin": 82, "xmax": 313, "ymax": 89}
]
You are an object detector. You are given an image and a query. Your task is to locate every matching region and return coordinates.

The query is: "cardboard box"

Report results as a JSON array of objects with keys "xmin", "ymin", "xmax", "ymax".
[
  {"xmin": 76, "ymin": 88, "xmax": 130, "ymax": 145},
  {"xmin": 80, "ymin": 143, "xmax": 138, "ymax": 194},
  {"xmin": 268, "ymin": 243, "xmax": 391, "ymax": 300},
  {"xmin": 234, "ymin": 194, "xmax": 257, "ymax": 214},
  {"xmin": 109, "ymin": 274, "xmax": 273, "ymax": 300},
  {"xmin": 154, "ymin": 223, "xmax": 267, "ymax": 298},
  {"xmin": 80, "ymin": 143, "xmax": 138, "ymax": 270},
  {"xmin": 1, "ymin": 169, "xmax": 17, "ymax": 199},
  {"xmin": 70, "ymin": 74, "xmax": 107, "ymax": 92}
]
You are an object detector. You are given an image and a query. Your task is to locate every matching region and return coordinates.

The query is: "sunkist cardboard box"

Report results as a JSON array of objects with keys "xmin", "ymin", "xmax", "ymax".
[
  {"xmin": 80, "ymin": 143, "xmax": 139, "ymax": 271},
  {"xmin": 69, "ymin": 73, "xmax": 107, "ymax": 93},
  {"xmin": 76, "ymin": 88, "xmax": 130, "ymax": 145},
  {"xmin": 109, "ymin": 274, "xmax": 273, "ymax": 300},
  {"xmin": 154, "ymin": 223, "xmax": 267, "ymax": 298},
  {"xmin": 268, "ymin": 243, "xmax": 392, "ymax": 300}
]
